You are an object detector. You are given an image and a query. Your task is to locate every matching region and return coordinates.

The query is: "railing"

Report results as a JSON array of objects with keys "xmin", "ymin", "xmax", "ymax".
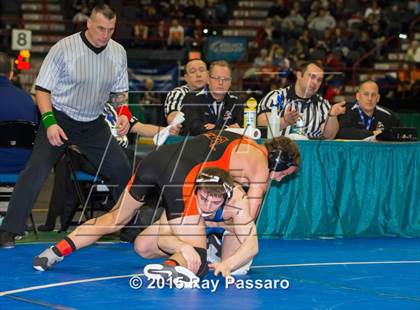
[
  {"xmin": 408, "ymin": 15, "xmax": 420, "ymax": 41},
  {"xmin": 351, "ymin": 35, "xmax": 398, "ymax": 86}
]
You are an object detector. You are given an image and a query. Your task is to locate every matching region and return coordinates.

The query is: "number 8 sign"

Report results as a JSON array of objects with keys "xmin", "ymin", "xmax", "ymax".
[{"xmin": 12, "ymin": 29, "xmax": 32, "ymax": 51}]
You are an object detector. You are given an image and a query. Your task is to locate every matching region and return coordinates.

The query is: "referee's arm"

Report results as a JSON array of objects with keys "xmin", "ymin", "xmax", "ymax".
[{"xmin": 35, "ymin": 87, "xmax": 68, "ymax": 146}]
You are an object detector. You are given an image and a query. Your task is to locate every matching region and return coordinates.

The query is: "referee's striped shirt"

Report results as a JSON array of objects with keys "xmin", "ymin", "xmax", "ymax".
[
  {"xmin": 257, "ymin": 85, "xmax": 331, "ymax": 138},
  {"xmin": 35, "ymin": 31, "xmax": 128, "ymax": 122},
  {"xmin": 163, "ymin": 84, "xmax": 191, "ymax": 117}
]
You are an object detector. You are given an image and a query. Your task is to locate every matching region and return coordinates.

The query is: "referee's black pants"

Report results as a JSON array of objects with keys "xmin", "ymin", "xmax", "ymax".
[{"xmin": 1, "ymin": 110, "xmax": 131, "ymax": 235}]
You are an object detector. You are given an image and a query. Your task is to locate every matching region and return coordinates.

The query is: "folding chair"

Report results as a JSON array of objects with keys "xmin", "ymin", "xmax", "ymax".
[
  {"xmin": 63, "ymin": 147, "xmax": 111, "ymax": 229},
  {"xmin": 0, "ymin": 120, "xmax": 38, "ymax": 238}
]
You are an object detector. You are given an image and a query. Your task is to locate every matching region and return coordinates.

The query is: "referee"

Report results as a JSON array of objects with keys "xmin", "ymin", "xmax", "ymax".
[
  {"xmin": 164, "ymin": 59, "xmax": 208, "ymax": 124},
  {"xmin": 0, "ymin": 4, "xmax": 131, "ymax": 247},
  {"xmin": 257, "ymin": 62, "xmax": 346, "ymax": 139}
]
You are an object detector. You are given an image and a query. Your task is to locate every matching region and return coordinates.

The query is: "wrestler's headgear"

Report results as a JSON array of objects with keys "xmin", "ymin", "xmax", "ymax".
[
  {"xmin": 195, "ymin": 171, "xmax": 234, "ymax": 203},
  {"xmin": 267, "ymin": 150, "xmax": 295, "ymax": 172}
]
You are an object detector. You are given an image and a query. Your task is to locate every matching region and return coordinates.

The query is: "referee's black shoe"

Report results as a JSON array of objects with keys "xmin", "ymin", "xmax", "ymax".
[{"xmin": 0, "ymin": 230, "xmax": 16, "ymax": 248}]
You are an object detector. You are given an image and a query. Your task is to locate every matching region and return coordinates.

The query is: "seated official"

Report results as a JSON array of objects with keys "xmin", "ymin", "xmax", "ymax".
[
  {"xmin": 256, "ymin": 62, "xmax": 346, "ymax": 139},
  {"xmin": 337, "ymin": 80, "xmax": 402, "ymax": 140},
  {"xmin": 0, "ymin": 52, "xmax": 39, "ymax": 173},
  {"xmin": 180, "ymin": 60, "xmax": 243, "ymax": 136}
]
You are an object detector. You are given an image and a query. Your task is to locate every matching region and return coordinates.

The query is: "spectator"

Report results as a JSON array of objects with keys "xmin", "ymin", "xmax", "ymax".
[
  {"xmin": 253, "ymin": 48, "xmax": 270, "ymax": 68},
  {"xmin": 364, "ymin": 0, "xmax": 381, "ymax": 22},
  {"xmin": 281, "ymin": 8, "xmax": 305, "ymax": 37},
  {"xmin": 408, "ymin": 0, "xmax": 420, "ymax": 15},
  {"xmin": 244, "ymin": 48, "xmax": 269, "ymax": 79},
  {"xmin": 299, "ymin": 29, "xmax": 316, "ymax": 52},
  {"xmin": 323, "ymin": 50, "xmax": 343, "ymax": 72},
  {"xmin": 181, "ymin": 60, "xmax": 243, "ymax": 135},
  {"xmin": 142, "ymin": 5, "xmax": 160, "ymax": 23},
  {"xmin": 268, "ymin": 0, "xmax": 288, "ymax": 18},
  {"xmin": 167, "ymin": 19, "xmax": 185, "ymax": 49},
  {"xmin": 383, "ymin": 3, "xmax": 402, "ymax": 36},
  {"xmin": 269, "ymin": 44, "xmax": 290, "ymax": 70},
  {"xmin": 330, "ymin": 0, "xmax": 348, "ymax": 20},
  {"xmin": 0, "ymin": 52, "xmax": 39, "ymax": 173},
  {"xmin": 184, "ymin": 0, "xmax": 202, "ymax": 23},
  {"xmin": 150, "ymin": 20, "xmax": 168, "ymax": 49},
  {"xmin": 257, "ymin": 62, "xmax": 346, "ymax": 139},
  {"xmin": 203, "ymin": 0, "xmax": 218, "ymax": 24},
  {"xmin": 255, "ymin": 17, "xmax": 275, "ymax": 49},
  {"xmin": 142, "ymin": 78, "xmax": 160, "ymax": 105},
  {"xmin": 139, "ymin": 78, "xmax": 161, "ymax": 125},
  {"xmin": 288, "ymin": 40, "xmax": 309, "ymax": 64},
  {"xmin": 169, "ymin": 0, "xmax": 184, "ymax": 20},
  {"xmin": 308, "ymin": 8, "xmax": 337, "ymax": 34},
  {"xmin": 133, "ymin": 22, "xmax": 149, "ymax": 46},
  {"xmin": 407, "ymin": 40, "xmax": 420, "ymax": 63},
  {"xmin": 215, "ymin": 0, "xmax": 228, "ymax": 22},
  {"xmin": 351, "ymin": 31, "xmax": 375, "ymax": 66},
  {"xmin": 185, "ymin": 18, "xmax": 203, "ymax": 47},
  {"xmin": 72, "ymin": 3, "xmax": 89, "ymax": 25},
  {"xmin": 324, "ymin": 79, "xmax": 344, "ymax": 104},
  {"xmin": 337, "ymin": 80, "xmax": 402, "ymax": 139}
]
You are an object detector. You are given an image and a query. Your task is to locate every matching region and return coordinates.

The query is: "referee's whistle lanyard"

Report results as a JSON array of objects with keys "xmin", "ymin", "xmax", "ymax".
[{"xmin": 356, "ymin": 104, "xmax": 375, "ymax": 130}]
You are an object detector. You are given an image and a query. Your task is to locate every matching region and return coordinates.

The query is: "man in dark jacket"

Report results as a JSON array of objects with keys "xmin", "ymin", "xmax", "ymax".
[
  {"xmin": 180, "ymin": 60, "xmax": 243, "ymax": 136},
  {"xmin": 337, "ymin": 80, "xmax": 402, "ymax": 139}
]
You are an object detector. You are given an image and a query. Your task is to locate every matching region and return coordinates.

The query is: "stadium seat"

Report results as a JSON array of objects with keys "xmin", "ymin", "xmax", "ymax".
[{"xmin": 0, "ymin": 120, "xmax": 38, "ymax": 238}]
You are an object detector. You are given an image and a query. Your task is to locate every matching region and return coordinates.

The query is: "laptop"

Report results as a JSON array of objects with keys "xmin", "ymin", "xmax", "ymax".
[{"xmin": 376, "ymin": 127, "xmax": 418, "ymax": 142}]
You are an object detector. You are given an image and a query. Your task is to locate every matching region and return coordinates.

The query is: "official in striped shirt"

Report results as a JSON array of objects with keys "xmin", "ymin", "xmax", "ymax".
[
  {"xmin": 164, "ymin": 59, "xmax": 208, "ymax": 124},
  {"xmin": 0, "ymin": 4, "xmax": 132, "ymax": 246},
  {"xmin": 257, "ymin": 62, "xmax": 346, "ymax": 139}
]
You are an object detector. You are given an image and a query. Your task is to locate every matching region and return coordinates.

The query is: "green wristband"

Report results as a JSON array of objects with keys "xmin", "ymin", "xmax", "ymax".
[{"xmin": 42, "ymin": 111, "xmax": 57, "ymax": 129}]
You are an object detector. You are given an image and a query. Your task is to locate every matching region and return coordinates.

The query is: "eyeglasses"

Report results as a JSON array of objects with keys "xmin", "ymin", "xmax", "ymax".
[{"xmin": 210, "ymin": 75, "xmax": 232, "ymax": 83}]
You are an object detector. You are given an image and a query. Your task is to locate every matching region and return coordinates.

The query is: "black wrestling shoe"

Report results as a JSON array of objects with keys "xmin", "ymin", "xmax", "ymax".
[
  {"xmin": 0, "ymin": 230, "xmax": 16, "ymax": 248},
  {"xmin": 33, "ymin": 247, "xmax": 64, "ymax": 271},
  {"xmin": 144, "ymin": 263, "xmax": 199, "ymax": 289}
]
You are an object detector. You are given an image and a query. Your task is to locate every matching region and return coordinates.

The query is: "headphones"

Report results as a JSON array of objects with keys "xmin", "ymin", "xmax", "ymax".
[
  {"xmin": 267, "ymin": 150, "xmax": 295, "ymax": 172},
  {"xmin": 195, "ymin": 172, "xmax": 233, "ymax": 203}
]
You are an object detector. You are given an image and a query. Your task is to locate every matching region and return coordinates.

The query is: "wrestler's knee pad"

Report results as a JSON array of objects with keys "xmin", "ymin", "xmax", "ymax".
[{"xmin": 193, "ymin": 247, "xmax": 208, "ymax": 277}]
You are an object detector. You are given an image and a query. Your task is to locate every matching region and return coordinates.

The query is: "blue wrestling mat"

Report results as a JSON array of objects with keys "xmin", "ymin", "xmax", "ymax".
[{"xmin": 0, "ymin": 238, "xmax": 419, "ymax": 309}]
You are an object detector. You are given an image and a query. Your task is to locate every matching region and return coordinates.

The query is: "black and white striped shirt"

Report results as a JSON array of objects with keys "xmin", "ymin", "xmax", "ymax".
[
  {"xmin": 257, "ymin": 85, "xmax": 331, "ymax": 138},
  {"xmin": 35, "ymin": 31, "xmax": 128, "ymax": 122},
  {"xmin": 163, "ymin": 84, "xmax": 191, "ymax": 117}
]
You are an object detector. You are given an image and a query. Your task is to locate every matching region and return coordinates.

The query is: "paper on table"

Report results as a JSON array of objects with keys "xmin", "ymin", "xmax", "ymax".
[
  {"xmin": 224, "ymin": 127, "xmax": 262, "ymax": 139},
  {"xmin": 153, "ymin": 111, "xmax": 185, "ymax": 146},
  {"xmin": 285, "ymin": 133, "xmax": 309, "ymax": 140},
  {"xmin": 363, "ymin": 135, "xmax": 377, "ymax": 141}
]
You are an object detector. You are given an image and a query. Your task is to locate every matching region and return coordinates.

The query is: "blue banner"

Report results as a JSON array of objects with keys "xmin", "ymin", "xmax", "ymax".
[
  {"xmin": 206, "ymin": 36, "xmax": 248, "ymax": 62},
  {"xmin": 128, "ymin": 64, "xmax": 178, "ymax": 91}
]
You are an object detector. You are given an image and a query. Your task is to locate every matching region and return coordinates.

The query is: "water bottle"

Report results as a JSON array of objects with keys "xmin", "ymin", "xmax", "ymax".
[
  {"xmin": 267, "ymin": 94, "xmax": 284, "ymax": 138},
  {"xmin": 295, "ymin": 118, "xmax": 305, "ymax": 135},
  {"xmin": 243, "ymin": 97, "xmax": 257, "ymax": 128}
]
